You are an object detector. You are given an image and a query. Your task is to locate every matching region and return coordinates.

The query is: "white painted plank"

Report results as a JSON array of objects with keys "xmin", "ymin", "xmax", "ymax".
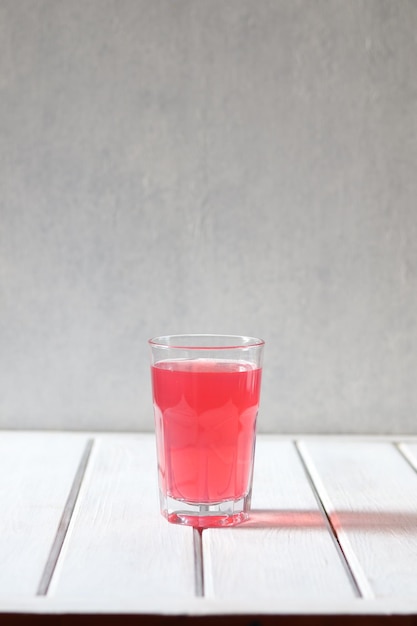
[
  {"xmin": 299, "ymin": 440, "xmax": 417, "ymax": 598},
  {"xmin": 0, "ymin": 431, "xmax": 89, "ymax": 596},
  {"xmin": 6, "ymin": 594, "xmax": 417, "ymax": 617},
  {"xmin": 203, "ymin": 437, "xmax": 356, "ymax": 603},
  {"xmin": 51, "ymin": 434, "xmax": 196, "ymax": 604}
]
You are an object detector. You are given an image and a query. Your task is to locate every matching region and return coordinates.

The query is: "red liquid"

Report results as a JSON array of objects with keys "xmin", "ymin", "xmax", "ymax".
[{"xmin": 152, "ymin": 359, "xmax": 262, "ymax": 504}]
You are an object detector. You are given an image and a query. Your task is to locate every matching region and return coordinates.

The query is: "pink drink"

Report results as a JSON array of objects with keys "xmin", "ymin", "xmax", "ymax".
[{"xmin": 152, "ymin": 359, "xmax": 262, "ymax": 505}]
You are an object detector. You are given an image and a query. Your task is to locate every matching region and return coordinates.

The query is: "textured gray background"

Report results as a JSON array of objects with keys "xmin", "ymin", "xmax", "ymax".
[{"xmin": 1, "ymin": 0, "xmax": 416, "ymax": 433}]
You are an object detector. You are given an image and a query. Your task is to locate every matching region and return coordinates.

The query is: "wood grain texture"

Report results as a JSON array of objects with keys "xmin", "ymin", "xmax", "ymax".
[
  {"xmin": 51, "ymin": 434, "xmax": 196, "ymax": 602},
  {"xmin": 0, "ymin": 431, "xmax": 88, "ymax": 596},
  {"xmin": 299, "ymin": 440, "xmax": 417, "ymax": 599},
  {"xmin": 203, "ymin": 438, "xmax": 356, "ymax": 603}
]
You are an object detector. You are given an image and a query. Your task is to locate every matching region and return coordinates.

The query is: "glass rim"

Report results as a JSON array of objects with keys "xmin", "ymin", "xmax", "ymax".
[{"xmin": 148, "ymin": 334, "xmax": 265, "ymax": 350}]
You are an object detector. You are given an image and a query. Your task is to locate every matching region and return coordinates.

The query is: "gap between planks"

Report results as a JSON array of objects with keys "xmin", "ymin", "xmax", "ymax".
[
  {"xmin": 37, "ymin": 438, "xmax": 95, "ymax": 596},
  {"xmin": 293, "ymin": 440, "xmax": 363, "ymax": 599},
  {"xmin": 193, "ymin": 528, "xmax": 205, "ymax": 597},
  {"xmin": 393, "ymin": 441, "xmax": 417, "ymax": 474}
]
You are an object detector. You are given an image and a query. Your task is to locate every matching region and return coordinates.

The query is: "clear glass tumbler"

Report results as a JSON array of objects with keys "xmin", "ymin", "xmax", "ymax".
[{"xmin": 149, "ymin": 334, "xmax": 264, "ymax": 528}]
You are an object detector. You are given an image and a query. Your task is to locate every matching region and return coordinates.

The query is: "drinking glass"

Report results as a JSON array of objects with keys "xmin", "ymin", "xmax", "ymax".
[{"xmin": 149, "ymin": 334, "xmax": 264, "ymax": 528}]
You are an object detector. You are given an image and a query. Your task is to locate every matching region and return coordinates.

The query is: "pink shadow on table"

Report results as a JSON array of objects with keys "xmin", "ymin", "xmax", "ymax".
[
  {"xmin": 239, "ymin": 509, "xmax": 417, "ymax": 533},
  {"xmin": 241, "ymin": 509, "xmax": 324, "ymax": 529}
]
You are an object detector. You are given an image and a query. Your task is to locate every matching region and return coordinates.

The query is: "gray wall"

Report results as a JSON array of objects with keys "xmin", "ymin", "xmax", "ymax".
[{"xmin": 1, "ymin": 0, "xmax": 417, "ymax": 434}]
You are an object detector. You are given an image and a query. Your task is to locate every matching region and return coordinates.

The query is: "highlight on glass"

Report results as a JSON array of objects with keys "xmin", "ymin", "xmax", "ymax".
[{"xmin": 149, "ymin": 334, "xmax": 264, "ymax": 528}]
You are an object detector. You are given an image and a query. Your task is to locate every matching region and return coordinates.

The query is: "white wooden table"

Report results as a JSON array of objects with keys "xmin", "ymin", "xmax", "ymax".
[{"xmin": 2, "ymin": 432, "xmax": 417, "ymax": 625}]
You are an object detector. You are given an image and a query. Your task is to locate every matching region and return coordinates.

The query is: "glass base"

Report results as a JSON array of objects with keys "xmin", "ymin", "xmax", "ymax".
[{"xmin": 160, "ymin": 492, "xmax": 250, "ymax": 528}]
